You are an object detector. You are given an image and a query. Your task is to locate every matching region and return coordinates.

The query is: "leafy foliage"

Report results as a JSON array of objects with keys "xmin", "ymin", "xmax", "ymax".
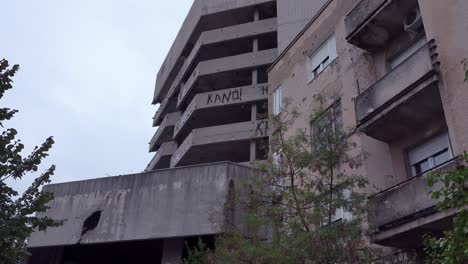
[
  {"xmin": 183, "ymin": 239, "xmax": 214, "ymax": 264},
  {"xmin": 185, "ymin": 96, "xmax": 380, "ymax": 263},
  {"xmin": 424, "ymin": 154, "xmax": 468, "ymax": 264},
  {"xmin": 0, "ymin": 59, "xmax": 62, "ymax": 264}
]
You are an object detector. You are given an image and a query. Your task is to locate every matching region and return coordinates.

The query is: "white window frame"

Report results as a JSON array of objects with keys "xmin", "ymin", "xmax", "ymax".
[
  {"xmin": 272, "ymin": 86, "xmax": 282, "ymax": 115},
  {"xmin": 308, "ymin": 34, "xmax": 338, "ymax": 81},
  {"xmin": 408, "ymin": 132, "xmax": 453, "ymax": 177},
  {"xmin": 311, "ymin": 101, "xmax": 343, "ymax": 151}
]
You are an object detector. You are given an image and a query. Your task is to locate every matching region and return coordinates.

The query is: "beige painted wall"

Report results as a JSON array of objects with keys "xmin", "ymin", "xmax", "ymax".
[
  {"xmin": 418, "ymin": 0, "xmax": 468, "ymax": 156},
  {"xmin": 268, "ymin": 0, "xmax": 468, "ymax": 192}
]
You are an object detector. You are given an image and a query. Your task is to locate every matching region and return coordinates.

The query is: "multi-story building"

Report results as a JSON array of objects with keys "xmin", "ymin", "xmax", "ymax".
[
  {"xmin": 146, "ymin": 0, "xmax": 279, "ymax": 170},
  {"xmin": 25, "ymin": 0, "xmax": 467, "ymax": 263},
  {"xmin": 268, "ymin": 0, "xmax": 468, "ymax": 261}
]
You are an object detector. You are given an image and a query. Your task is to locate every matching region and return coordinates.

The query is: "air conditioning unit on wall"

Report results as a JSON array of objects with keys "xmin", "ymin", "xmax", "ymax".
[{"xmin": 404, "ymin": 8, "xmax": 423, "ymax": 33}]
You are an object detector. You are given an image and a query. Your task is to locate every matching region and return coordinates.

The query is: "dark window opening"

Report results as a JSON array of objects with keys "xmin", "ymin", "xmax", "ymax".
[{"xmin": 81, "ymin": 211, "xmax": 101, "ymax": 236}]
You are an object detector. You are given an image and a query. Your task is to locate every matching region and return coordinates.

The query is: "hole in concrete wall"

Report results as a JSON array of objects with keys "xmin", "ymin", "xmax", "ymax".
[{"xmin": 81, "ymin": 211, "xmax": 102, "ymax": 236}]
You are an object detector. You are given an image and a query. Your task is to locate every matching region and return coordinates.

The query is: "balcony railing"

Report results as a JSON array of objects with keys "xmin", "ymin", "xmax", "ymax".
[
  {"xmin": 367, "ymin": 157, "xmax": 464, "ymax": 230},
  {"xmin": 177, "ymin": 48, "xmax": 277, "ymax": 108},
  {"xmin": 355, "ymin": 41, "xmax": 438, "ymax": 125},
  {"xmin": 171, "ymin": 119, "xmax": 270, "ymax": 167},
  {"xmin": 149, "ymin": 112, "xmax": 180, "ymax": 152},
  {"xmin": 174, "ymin": 84, "xmax": 268, "ymax": 139}
]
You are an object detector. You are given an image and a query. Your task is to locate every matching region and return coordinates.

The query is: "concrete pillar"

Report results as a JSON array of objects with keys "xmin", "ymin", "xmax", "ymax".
[
  {"xmin": 161, "ymin": 238, "xmax": 184, "ymax": 264},
  {"xmin": 250, "ymin": 8, "xmax": 261, "ymax": 162}
]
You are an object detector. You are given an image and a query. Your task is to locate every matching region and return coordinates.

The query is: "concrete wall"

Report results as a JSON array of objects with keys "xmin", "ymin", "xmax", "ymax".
[
  {"xmin": 268, "ymin": 0, "xmax": 468, "ymax": 252},
  {"xmin": 28, "ymin": 162, "xmax": 254, "ymax": 248},
  {"xmin": 268, "ymin": 0, "xmax": 396, "ymax": 191},
  {"xmin": 276, "ymin": 0, "xmax": 330, "ymax": 52},
  {"xmin": 154, "ymin": 0, "xmax": 274, "ymax": 103},
  {"xmin": 418, "ymin": 0, "xmax": 468, "ymax": 156}
]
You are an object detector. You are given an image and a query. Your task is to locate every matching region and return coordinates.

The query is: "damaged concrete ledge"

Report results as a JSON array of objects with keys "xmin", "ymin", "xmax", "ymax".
[
  {"xmin": 177, "ymin": 48, "xmax": 277, "ymax": 108},
  {"xmin": 174, "ymin": 84, "xmax": 269, "ymax": 139},
  {"xmin": 149, "ymin": 112, "xmax": 181, "ymax": 152},
  {"xmin": 154, "ymin": 0, "xmax": 275, "ymax": 103},
  {"xmin": 146, "ymin": 141, "xmax": 178, "ymax": 171},
  {"xmin": 27, "ymin": 162, "xmax": 255, "ymax": 249},
  {"xmin": 171, "ymin": 119, "xmax": 270, "ymax": 167}
]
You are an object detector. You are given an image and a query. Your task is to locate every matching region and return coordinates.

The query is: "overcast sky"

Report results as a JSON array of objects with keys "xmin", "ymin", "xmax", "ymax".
[{"xmin": 1, "ymin": 0, "xmax": 192, "ymax": 192}]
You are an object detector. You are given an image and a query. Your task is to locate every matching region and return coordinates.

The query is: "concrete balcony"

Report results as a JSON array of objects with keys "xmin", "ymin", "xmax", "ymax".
[
  {"xmin": 146, "ymin": 142, "xmax": 178, "ymax": 171},
  {"xmin": 153, "ymin": 0, "xmax": 275, "ymax": 104},
  {"xmin": 177, "ymin": 48, "xmax": 277, "ymax": 108},
  {"xmin": 153, "ymin": 97, "xmax": 178, "ymax": 127},
  {"xmin": 367, "ymin": 158, "xmax": 464, "ymax": 247},
  {"xmin": 355, "ymin": 41, "xmax": 441, "ymax": 142},
  {"xmin": 165, "ymin": 19, "xmax": 276, "ymax": 102},
  {"xmin": 174, "ymin": 84, "xmax": 268, "ymax": 140},
  {"xmin": 149, "ymin": 112, "xmax": 181, "ymax": 152},
  {"xmin": 345, "ymin": 0, "xmax": 418, "ymax": 51},
  {"xmin": 171, "ymin": 119, "xmax": 270, "ymax": 168}
]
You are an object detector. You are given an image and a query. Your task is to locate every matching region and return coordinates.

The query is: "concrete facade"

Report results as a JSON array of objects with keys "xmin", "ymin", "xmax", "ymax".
[
  {"xmin": 148, "ymin": 0, "xmax": 277, "ymax": 171},
  {"xmin": 28, "ymin": 162, "xmax": 254, "ymax": 263},
  {"xmin": 268, "ymin": 0, "xmax": 468, "ymax": 261},
  {"xmin": 26, "ymin": 0, "xmax": 468, "ymax": 263}
]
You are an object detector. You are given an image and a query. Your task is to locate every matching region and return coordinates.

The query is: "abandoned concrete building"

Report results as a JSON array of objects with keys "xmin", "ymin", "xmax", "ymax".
[
  {"xmin": 26, "ymin": 0, "xmax": 467, "ymax": 263},
  {"xmin": 268, "ymin": 0, "xmax": 468, "ymax": 261}
]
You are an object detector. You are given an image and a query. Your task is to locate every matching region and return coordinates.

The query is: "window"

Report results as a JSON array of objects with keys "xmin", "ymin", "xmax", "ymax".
[
  {"xmin": 311, "ymin": 102, "xmax": 343, "ymax": 151},
  {"xmin": 408, "ymin": 132, "xmax": 453, "ymax": 177},
  {"xmin": 321, "ymin": 189, "xmax": 353, "ymax": 227},
  {"xmin": 390, "ymin": 37, "xmax": 427, "ymax": 69},
  {"xmin": 272, "ymin": 86, "xmax": 282, "ymax": 115},
  {"xmin": 308, "ymin": 35, "xmax": 338, "ymax": 81}
]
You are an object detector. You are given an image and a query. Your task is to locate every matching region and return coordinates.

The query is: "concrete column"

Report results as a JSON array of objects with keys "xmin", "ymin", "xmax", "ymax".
[
  {"xmin": 161, "ymin": 238, "xmax": 184, "ymax": 264},
  {"xmin": 250, "ymin": 8, "xmax": 260, "ymax": 162}
]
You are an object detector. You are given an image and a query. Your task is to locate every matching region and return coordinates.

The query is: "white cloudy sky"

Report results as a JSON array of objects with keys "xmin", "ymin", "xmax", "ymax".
[{"xmin": 1, "ymin": 0, "xmax": 192, "ymax": 192}]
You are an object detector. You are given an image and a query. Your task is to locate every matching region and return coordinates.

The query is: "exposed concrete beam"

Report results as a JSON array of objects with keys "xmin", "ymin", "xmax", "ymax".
[
  {"xmin": 146, "ymin": 141, "xmax": 178, "ymax": 171},
  {"xmin": 171, "ymin": 119, "xmax": 270, "ymax": 167},
  {"xmin": 173, "ymin": 84, "xmax": 268, "ymax": 139},
  {"xmin": 158, "ymin": 18, "xmax": 277, "ymax": 105},
  {"xmin": 149, "ymin": 112, "xmax": 181, "ymax": 152},
  {"xmin": 153, "ymin": 0, "xmax": 275, "ymax": 104},
  {"xmin": 177, "ymin": 48, "xmax": 277, "ymax": 108},
  {"xmin": 153, "ymin": 98, "xmax": 178, "ymax": 127}
]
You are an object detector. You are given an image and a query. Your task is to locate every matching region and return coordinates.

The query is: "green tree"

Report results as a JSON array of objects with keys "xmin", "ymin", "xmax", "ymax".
[
  {"xmin": 423, "ymin": 157, "xmax": 468, "ymax": 263},
  {"xmin": 202, "ymin": 96, "xmax": 379, "ymax": 264},
  {"xmin": 0, "ymin": 59, "xmax": 62, "ymax": 264}
]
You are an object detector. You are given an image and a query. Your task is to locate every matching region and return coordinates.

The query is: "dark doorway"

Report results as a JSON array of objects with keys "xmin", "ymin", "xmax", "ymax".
[{"xmin": 61, "ymin": 239, "xmax": 163, "ymax": 264}]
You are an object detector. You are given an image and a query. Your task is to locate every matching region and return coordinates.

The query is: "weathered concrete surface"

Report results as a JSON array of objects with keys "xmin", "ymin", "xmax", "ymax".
[
  {"xmin": 367, "ymin": 158, "xmax": 464, "ymax": 229},
  {"xmin": 153, "ymin": 0, "xmax": 275, "ymax": 104},
  {"xmin": 344, "ymin": 0, "xmax": 388, "ymax": 45},
  {"xmin": 355, "ymin": 41, "xmax": 437, "ymax": 123},
  {"xmin": 146, "ymin": 141, "xmax": 178, "ymax": 171},
  {"xmin": 344, "ymin": 0, "xmax": 417, "ymax": 50},
  {"xmin": 149, "ymin": 112, "xmax": 181, "ymax": 152},
  {"xmin": 277, "ymin": 0, "xmax": 330, "ymax": 52},
  {"xmin": 174, "ymin": 84, "xmax": 268, "ymax": 139},
  {"xmin": 153, "ymin": 97, "xmax": 178, "ymax": 127},
  {"xmin": 177, "ymin": 48, "xmax": 277, "ymax": 108},
  {"xmin": 171, "ymin": 120, "xmax": 270, "ymax": 167},
  {"xmin": 28, "ymin": 162, "xmax": 254, "ymax": 248},
  {"xmin": 155, "ymin": 19, "xmax": 276, "ymax": 125}
]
